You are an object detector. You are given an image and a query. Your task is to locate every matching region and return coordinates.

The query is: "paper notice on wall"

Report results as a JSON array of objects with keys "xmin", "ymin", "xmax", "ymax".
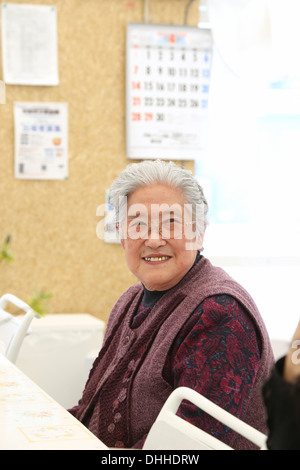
[
  {"xmin": 104, "ymin": 190, "xmax": 120, "ymax": 244},
  {"xmin": 14, "ymin": 102, "xmax": 68, "ymax": 180},
  {"xmin": 1, "ymin": 3, "xmax": 59, "ymax": 86}
]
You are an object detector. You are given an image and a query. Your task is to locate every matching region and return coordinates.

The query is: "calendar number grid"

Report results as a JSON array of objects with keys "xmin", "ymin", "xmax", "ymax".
[{"xmin": 126, "ymin": 24, "xmax": 212, "ymax": 160}]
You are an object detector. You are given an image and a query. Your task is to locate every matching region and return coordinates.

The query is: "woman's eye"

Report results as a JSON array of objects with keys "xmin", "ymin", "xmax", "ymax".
[
  {"xmin": 133, "ymin": 221, "xmax": 147, "ymax": 230},
  {"xmin": 131, "ymin": 220, "xmax": 144, "ymax": 225},
  {"xmin": 162, "ymin": 218, "xmax": 180, "ymax": 226}
]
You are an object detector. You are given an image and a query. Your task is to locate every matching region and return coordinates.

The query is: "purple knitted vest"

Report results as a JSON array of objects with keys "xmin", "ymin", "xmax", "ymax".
[{"xmin": 76, "ymin": 256, "xmax": 274, "ymax": 449}]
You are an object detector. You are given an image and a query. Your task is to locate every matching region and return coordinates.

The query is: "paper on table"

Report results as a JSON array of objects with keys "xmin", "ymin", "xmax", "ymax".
[{"xmin": 0, "ymin": 353, "xmax": 108, "ymax": 450}]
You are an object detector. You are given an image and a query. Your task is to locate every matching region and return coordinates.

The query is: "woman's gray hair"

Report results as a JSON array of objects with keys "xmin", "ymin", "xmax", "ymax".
[{"xmin": 108, "ymin": 159, "xmax": 208, "ymax": 237}]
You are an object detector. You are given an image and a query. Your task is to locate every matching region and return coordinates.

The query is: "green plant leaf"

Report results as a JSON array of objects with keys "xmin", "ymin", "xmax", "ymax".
[
  {"xmin": 0, "ymin": 234, "xmax": 14, "ymax": 263},
  {"xmin": 28, "ymin": 291, "xmax": 53, "ymax": 317}
]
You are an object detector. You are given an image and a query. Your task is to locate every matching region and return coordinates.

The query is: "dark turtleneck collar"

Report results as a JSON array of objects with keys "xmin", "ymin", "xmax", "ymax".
[{"xmin": 141, "ymin": 251, "xmax": 202, "ymax": 308}]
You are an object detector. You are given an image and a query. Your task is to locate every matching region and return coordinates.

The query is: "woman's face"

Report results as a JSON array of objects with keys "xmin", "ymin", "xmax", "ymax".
[{"xmin": 120, "ymin": 184, "xmax": 204, "ymax": 291}]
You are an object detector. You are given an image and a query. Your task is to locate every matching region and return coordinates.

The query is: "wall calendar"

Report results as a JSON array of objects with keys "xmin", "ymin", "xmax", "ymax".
[{"xmin": 126, "ymin": 23, "xmax": 212, "ymax": 161}]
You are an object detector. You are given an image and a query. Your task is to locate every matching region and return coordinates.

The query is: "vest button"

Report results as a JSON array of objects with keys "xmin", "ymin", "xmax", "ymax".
[{"xmin": 124, "ymin": 335, "xmax": 130, "ymax": 344}]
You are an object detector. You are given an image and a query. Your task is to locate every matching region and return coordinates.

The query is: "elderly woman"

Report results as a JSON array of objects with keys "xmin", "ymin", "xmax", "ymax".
[{"xmin": 69, "ymin": 159, "xmax": 274, "ymax": 450}]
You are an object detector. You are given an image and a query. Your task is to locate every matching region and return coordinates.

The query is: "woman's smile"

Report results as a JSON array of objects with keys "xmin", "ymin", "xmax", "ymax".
[{"xmin": 142, "ymin": 254, "xmax": 172, "ymax": 264}]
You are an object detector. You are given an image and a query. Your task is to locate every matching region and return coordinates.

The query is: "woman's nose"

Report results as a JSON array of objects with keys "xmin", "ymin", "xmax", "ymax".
[{"xmin": 144, "ymin": 229, "xmax": 167, "ymax": 248}]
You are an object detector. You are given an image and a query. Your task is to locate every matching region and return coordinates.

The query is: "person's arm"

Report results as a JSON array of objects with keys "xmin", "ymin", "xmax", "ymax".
[
  {"xmin": 283, "ymin": 320, "xmax": 300, "ymax": 383},
  {"xmin": 67, "ymin": 404, "xmax": 80, "ymax": 417},
  {"xmin": 262, "ymin": 320, "xmax": 300, "ymax": 450},
  {"xmin": 165, "ymin": 295, "xmax": 261, "ymax": 447}
]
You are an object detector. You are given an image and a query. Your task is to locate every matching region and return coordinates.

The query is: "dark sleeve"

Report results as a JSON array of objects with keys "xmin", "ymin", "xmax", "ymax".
[
  {"xmin": 67, "ymin": 405, "xmax": 80, "ymax": 418},
  {"xmin": 263, "ymin": 357, "xmax": 300, "ymax": 450},
  {"xmin": 163, "ymin": 294, "xmax": 261, "ymax": 447}
]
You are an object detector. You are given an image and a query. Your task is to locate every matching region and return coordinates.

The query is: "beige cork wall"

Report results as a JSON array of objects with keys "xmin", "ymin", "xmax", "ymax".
[{"xmin": 0, "ymin": 0, "xmax": 198, "ymax": 324}]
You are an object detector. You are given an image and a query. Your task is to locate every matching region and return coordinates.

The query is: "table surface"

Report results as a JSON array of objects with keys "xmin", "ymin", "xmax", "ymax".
[{"xmin": 0, "ymin": 353, "xmax": 108, "ymax": 450}]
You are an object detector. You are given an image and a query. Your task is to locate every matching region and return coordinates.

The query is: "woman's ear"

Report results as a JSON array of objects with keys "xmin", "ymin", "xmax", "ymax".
[
  {"xmin": 185, "ymin": 232, "xmax": 205, "ymax": 252},
  {"xmin": 197, "ymin": 232, "xmax": 205, "ymax": 251}
]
